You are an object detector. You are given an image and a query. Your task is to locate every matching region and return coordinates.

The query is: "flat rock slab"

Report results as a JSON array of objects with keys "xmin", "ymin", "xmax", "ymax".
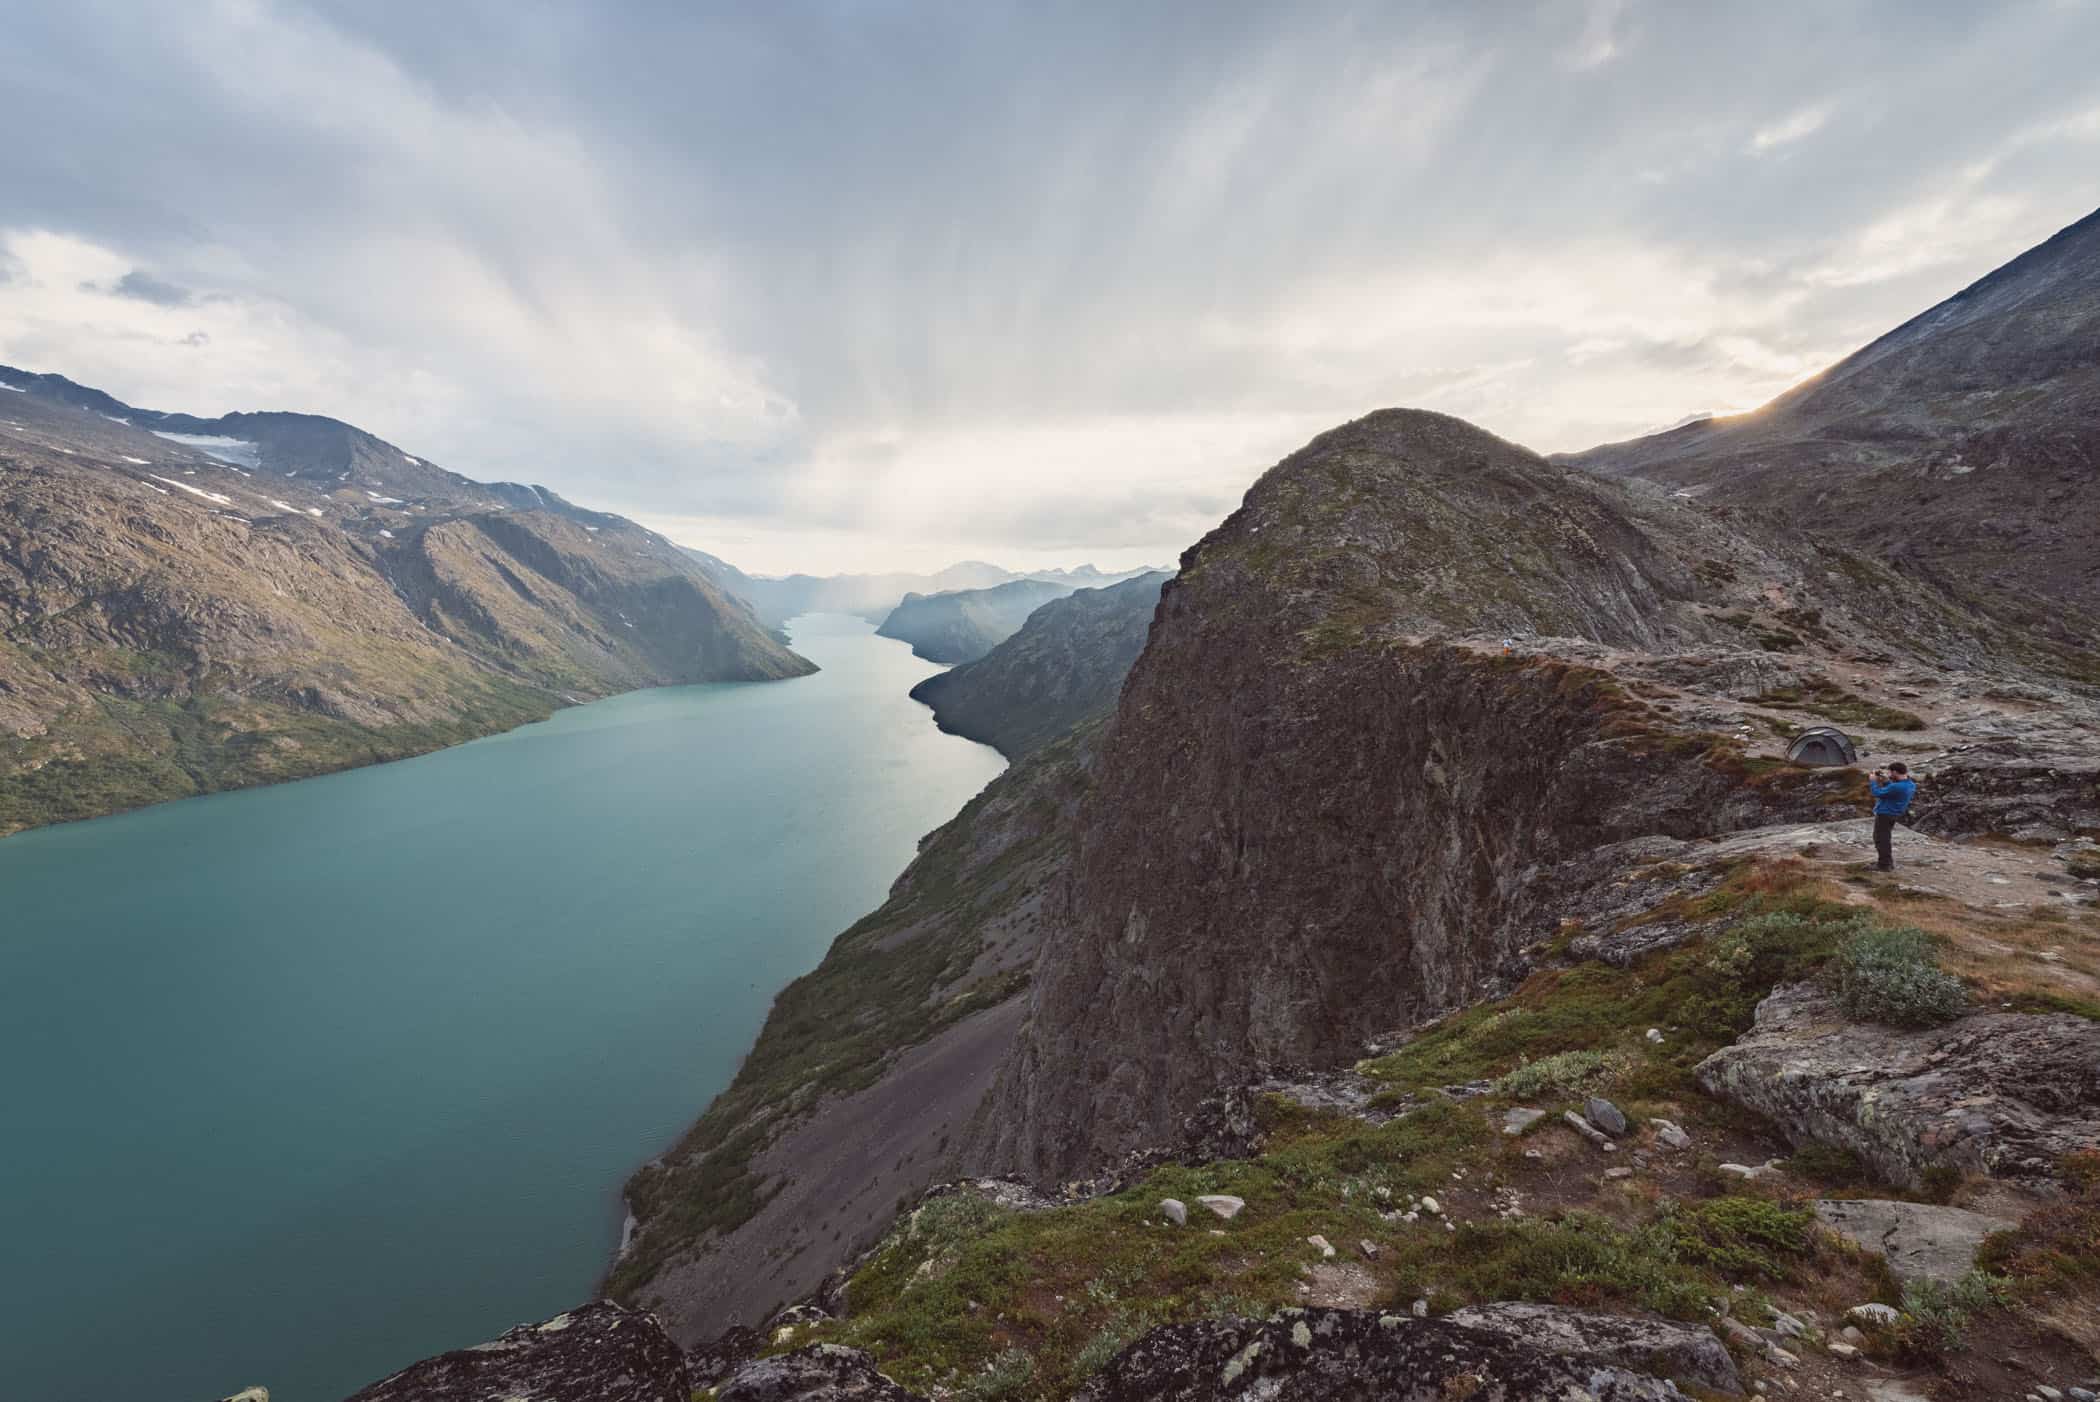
[
  {"xmin": 1695, "ymin": 982, "xmax": 2100, "ymax": 1189},
  {"xmin": 1073, "ymin": 1308, "xmax": 1684, "ymax": 1401},
  {"xmin": 1813, "ymin": 1199, "xmax": 2019, "ymax": 1287},
  {"xmin": 1444, "ymin": 1301, "xmax": 1742, "ymax": 1395},
  {"xmin": 342, "ymin": 1301, "xmax": 689, "ymax": 1401},
  {"xmin": 715, "ymin": 1343, "xmax": 924, "ymax": 1401}
]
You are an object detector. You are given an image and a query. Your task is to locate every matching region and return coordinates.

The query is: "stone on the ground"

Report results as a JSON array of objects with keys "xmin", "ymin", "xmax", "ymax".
[
  {"xmin": 1770, "ymin": 1310, "xmax": 1807, "ymax": 1338},
  {"xmin": 1418, "ymin": 1195, "xmax": 1441, "ymax": 1216},
  {"xmin": 1721, "ymin": 1317, "xmax": 1800, "ymax": 1370},
  {"xmin": 1719, "ymin": 1160, "xmax": 1780, "ymax": 1181},
  {"xmin": 1501, "ymin": 1107, "xmax": 1546, "ymax": 1136},
  {"xmin": 1696, "ymin": 983, "xmax": 2100, "ymax": 1189},
  {"xmin": 1846, "ymin": 1303, "xmax": 1901, "ymax": 1328},
  {"xmin": 1446, "ymin": 1301, "xmax": 1743, "ymax": 1396},
  {"xmin": 1605, "ymin": 1166, "xmax": 1634, "ymax": 1180},
  {"xmin": 1358, "ymin": 1238, "xmax": 1378, "ymax": 1259},
  {"xmin": 342, "ymin": 1301, "xmax": 690, "ymax": 1401},
  {"xmin": 1829, "ymin": 1342, "xmax": 1860, "ymax": 1359},
  {"xmin": 1196, "ymin": 1194, "xmax": 1245, "ymax": 1220},
  {"xmin": 1074, "ymin": 1309, "xmax": 1686, "ymax": 1400},
  {"xmin": 1651, "ymin": 1118, "xmax": 1692, "ymax": 1149},
  {"xmin": 1563, "ymin": 1109, "xmax": 1612, "ymax": 1146},
  {"xmin": 1813, "ymin": 1200, "xmax": 2019, "ymax": 1286},
  {"xmin": 1306, "ymin": 1234, "xmax": 1336, "ymax": 1259},
  {"xmin": 715, "ymin": 1342, "xmax": 924, "ymax": 1401},
  {"xmin": 1159, "ymin": 1197, "xmax": 1187, "ymax": 1226},
  {"xmin": 1585, "ymin": 1096, "xmax": 1630, "ymax": 1136}
]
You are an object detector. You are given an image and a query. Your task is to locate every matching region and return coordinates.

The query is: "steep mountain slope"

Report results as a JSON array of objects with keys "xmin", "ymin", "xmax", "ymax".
[
  {"xmin": 612, "ymin": 724, "xmax": 1096, "ymax": 1337},
  {"xmin": 875, "ymin": 578, "xmax": 1078, "ymax": 663},
  {"xmin": 0, "ymin": 371, "xmax": 811, "ymax": 835},
  {"xmin": 907, "ymin": 571, "xmax": 1169, "ymax": 758},
  {"xmin": 966, "ymin": 408, "xmax": 2012, "ymax": 1182},
  {"xmin": 606, "ymin": 406, "xmax": 2059, "ymax": 1345},
  {"xmin": 1561, "ymin": 205, "xmax": 2100, "ymax": 633}
]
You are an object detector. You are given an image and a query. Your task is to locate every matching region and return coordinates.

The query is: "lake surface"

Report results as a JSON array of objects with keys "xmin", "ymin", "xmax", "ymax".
[{"xmin": 0, "ymin": 614, "xmax": 1004, "ymax": 1402}]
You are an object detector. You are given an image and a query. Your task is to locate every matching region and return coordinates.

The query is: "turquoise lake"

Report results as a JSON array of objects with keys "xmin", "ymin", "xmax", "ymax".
[{"xmin": 0, "ymin": 614, "xmax": 1005, "ymax": 1402}]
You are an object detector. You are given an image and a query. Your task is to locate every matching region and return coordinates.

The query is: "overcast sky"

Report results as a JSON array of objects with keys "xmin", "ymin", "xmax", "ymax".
[{"xmin": 3, "ymin": 2, "xmax": 2097, "ymax": 573}]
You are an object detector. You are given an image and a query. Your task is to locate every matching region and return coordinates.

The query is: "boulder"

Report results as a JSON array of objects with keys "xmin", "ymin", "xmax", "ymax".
[
  {"xmin": 1160, "ymin": 1197, "xmax": 1189, "ymax": 1226},
  {"xmin": 689, "ymin": 1325, "xmax": 764, "ymax": 1388},
  {"xmin": 1073, "ymin": 1308, "xmax": 1685, "ymax": 1400},
  {"xmin": 1695, "ymin": 983, "xmax": 2100, "ymax": 1189},
  {"xmin": 1197, "ymin": 1194, "xmax": 1245, "ymax": 1220},
  {"xmin": 1444, "ymin": 1301, "xmax": 1743, "ymax": 1395},
  {"xmin": 1812, "ymin": 1200, "xmax": 2019, "ymax": 1286},
  {"xmin": 1586, "ymin": 1097, "xmax": 1630, "ymax": 1136},
  {"xmin": 342, "ymin": 1301, "xmax": 689, "ymax": 1401},
  {"xmin": 715, "ymin": 1343, "xmax": 924, "ymax": 1401}
]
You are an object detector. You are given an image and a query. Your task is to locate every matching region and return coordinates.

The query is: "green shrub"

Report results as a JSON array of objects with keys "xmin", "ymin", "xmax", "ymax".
[
  {"xmin": 960, "ymin": 1347, "xmax": 1037, "ymax": 1400},
  {"xmin": 1496, "ymin": 1049, "xmax": 1627, "ymax": 1098},
  {"xmin": 1896, "ymin": 1272, "xmax": 2008, "ymax": 1356},
  {"xmin": 1833, "ymin": 924, "xmax": 1967, "ymax": 1027},
  {"xmin": 1665, "ymin": 1197, "xmax": 1815, "ymax": 1282}
]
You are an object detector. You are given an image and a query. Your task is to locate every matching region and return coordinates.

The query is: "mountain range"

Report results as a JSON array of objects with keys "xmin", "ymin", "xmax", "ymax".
[
  {"xmin": 684, "ymin": 554, "xmax": 1162, "ymax": 629},
  {"xmin": 0, "ymin": 369, "xmax": 812, "ymax": 836},
  {"xmin": 574, "ymin": 205, "xmax": 2100, "ymax": 1401}
]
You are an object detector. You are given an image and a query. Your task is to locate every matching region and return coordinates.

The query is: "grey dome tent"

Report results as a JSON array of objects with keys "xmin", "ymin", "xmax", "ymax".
[{"xmin": 1786, "ymin": 726, "xmax": 1858, "ymax": 767}]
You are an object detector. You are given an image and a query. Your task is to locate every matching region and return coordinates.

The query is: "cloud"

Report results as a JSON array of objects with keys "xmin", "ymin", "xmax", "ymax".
[
  {"xmin": 1748, "ymin": 104, "xmax": 1833, "ymax": 154},
  {"xmin": 99, "ymin": 269, "xmax": 196, "ymax": 306},
  {"xmin": 1, "ymin": 0, "xmax": 2097, "ymax": 572}
]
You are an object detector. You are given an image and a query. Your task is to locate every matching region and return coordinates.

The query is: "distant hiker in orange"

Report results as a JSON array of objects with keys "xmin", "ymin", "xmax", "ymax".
[
  {"xmin": 1869, "ymin": 762, "xmax": 1917, "ymax": 872},
  {"xmin": 1501, "ymin": 636, "xmax": 1516, "ymax": 656}
]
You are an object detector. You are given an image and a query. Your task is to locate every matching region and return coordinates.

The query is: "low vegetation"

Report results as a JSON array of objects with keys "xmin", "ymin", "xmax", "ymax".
[
  {"xmin": 739, "ymin": 860, "xmax": 1962, "ymax": 1397},
  {"xmin": 1831, "ymin": 923, "xmax": 1969, "ymax": 1026},
  {"xmin": 1747, "ymin": 678, "xmax": 1927, "ymax": 732}
]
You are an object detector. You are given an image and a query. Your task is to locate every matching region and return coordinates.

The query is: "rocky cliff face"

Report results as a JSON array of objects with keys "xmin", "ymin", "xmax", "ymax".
[
  {"xmin": 970, "ymin": 410, "xmax": 1887, "ymax": 1180},
  {"xmin": 907, "ymin": 571, "xmax": 1169, "ymax": 759},
  {"xmin": 1561, "ymin": 204, "xmax": 2100, "ymax": 636},
  {"xmin": 0, "ymin": 371, "xmax": 811, "ymax": 835},
  {"xmin": 876, "ymin": 578, "xmax": 1078, "ymax": 663}
]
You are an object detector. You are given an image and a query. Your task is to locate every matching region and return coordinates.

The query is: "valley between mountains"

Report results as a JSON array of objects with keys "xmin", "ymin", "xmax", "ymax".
[{"xmin": 127, "ymin": 205, "xmax": 2100, "ymax": 1402}]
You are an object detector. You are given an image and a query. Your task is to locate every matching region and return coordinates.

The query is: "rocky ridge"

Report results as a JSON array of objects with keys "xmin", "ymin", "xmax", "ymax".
[
  {"xmin": 0, "ymin": 370, "xmax": 811, "ymax": 835},
  {"xmin": 875, "ymin": 578, "xmax": 1080, "ymax": 663},
  {"xmin": 907, "ymin": 571, "xmax": 1170, "ymax": 759},
  {"xmin": 1561, "ymin": 204, "xmax": 2100, "ymax": 639}
]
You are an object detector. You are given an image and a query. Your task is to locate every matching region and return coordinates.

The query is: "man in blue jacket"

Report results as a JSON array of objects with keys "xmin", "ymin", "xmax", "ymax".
[{"xmin": 1870, "ymin": 761, "xmax": 1917, "ymax": 871}]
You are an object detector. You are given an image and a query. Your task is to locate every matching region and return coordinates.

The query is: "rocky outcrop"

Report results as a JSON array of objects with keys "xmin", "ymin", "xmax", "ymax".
[
  {"xmin": 0, "ymin": 370, "xmax": 810, "ymax": 836},
  {"xmin": 908, "ymin": 571, "xmax": 1168, "ymax": 758},
  {"xmin": 1811, "ymin": 1200, "xmax": 2020, "ymax": 1287},
  {"xmin": 1443, "ymin": 1303, "xmax": 1742, "ymax": 1395},
  {"xmin": 714, "ymin": 1344, "xmax": 924, "ymax": 1401},
  {"xmin": 971, "ymin": 409, "xmax": 1879, "ymax": 1181},
  {"xmin": 875, "ymin": 578, "xmax": 1076, "ymax": 663},
  {"xmin": 339, "ymin": 1301, "xmax": 688, "ymax": 1401},
  {"xmin": 1074, "ymin": 1309, "xmax": 1685, "ymax": 1401},
  {"xmin": 1695, "ymin": 983, "xmax": 2100, "ymax": 1189}
]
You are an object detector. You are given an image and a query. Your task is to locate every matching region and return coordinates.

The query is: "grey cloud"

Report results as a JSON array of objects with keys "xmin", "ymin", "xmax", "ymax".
[
  {"xmin": 104, "ymin": 269, "xmax": 195, "ymax": 306},
  {"xmin": 1, "ymin": 1, "xmax": 2097, "ymax": 569}
]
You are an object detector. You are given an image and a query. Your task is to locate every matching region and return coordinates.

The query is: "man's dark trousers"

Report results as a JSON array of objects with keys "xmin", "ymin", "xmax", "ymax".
[{"xmin": 1874, "ymin": 814, "xmax": 1897, "ymax": 870}]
